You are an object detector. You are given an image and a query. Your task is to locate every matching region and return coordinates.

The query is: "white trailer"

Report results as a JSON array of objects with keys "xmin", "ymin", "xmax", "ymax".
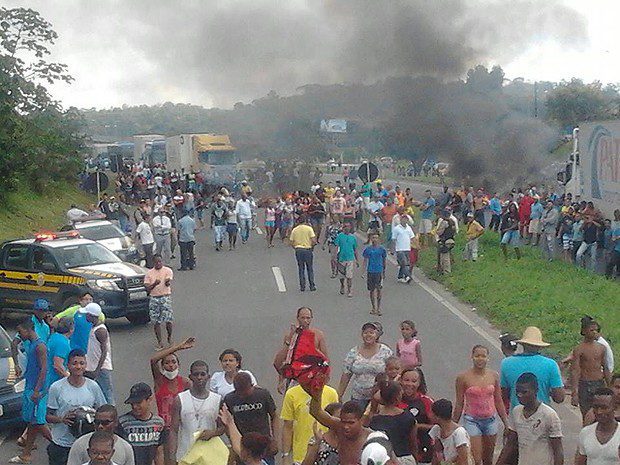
[
  {"xmin": 558, "ymin": 121, "xmax": 620, "ymax": 219},
  {"xmin": 165, "ymin": 134, "xmax": 194, "ymax": 172},
  {"xmin": 133, "ymin": 134, "xmax": 164, "ymax": 161}
]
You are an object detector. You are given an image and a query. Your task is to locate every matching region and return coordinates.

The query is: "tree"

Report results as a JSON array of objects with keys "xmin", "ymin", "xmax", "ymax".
[
  {"xmin": 0, "ymin": 7, "xmax": 82, "ymax": 200},
  {"xmin": 545, "ymin": 79, "xmax": 620, "ymax": 129}
]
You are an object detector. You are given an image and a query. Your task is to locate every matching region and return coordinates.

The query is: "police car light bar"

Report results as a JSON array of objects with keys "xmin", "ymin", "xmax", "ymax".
[{"xmin": 35, "ymin": 230, "xmax": 81, "ymax": 242}]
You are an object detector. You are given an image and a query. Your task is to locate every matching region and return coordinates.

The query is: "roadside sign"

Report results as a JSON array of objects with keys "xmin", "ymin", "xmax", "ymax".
[
  {"xmin": 358, "ymin": 162, "xmax": 379, "ymax": 183},
  {"xmin": 83, "ymin": 172, "xmax": 109, "ymax": 195}
]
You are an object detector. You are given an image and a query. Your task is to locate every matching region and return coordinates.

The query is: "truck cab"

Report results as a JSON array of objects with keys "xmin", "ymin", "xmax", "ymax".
[{"xmin": 0, "ymin": 233, "xmax": 150, "ymax": 324}]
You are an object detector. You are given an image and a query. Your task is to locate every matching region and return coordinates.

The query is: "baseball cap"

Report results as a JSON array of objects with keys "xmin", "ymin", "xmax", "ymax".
[
  {"xmin": 79, "ymin": 303, "xmax": 103, "ymax": 317},
  {"xmin": 361, "ymin": 431, "xmax": 392, "ymax": 465},
  {"xmin": 125, "ymin": 382, "xmax": 153, "ymax": 404},
  {"xmin": 33, "ymin": 298, "xmax": 49, "ymax": 311}
]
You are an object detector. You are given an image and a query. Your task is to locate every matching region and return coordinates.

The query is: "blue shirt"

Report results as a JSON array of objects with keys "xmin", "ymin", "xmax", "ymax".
[
  {"xmin": 421, "ymin": 197, "xmax": 436, "ymax": 220},
  {"xmin": 489, "ymin": 198, "xmax": 502, "ymax": 215},
  {"xmin": 177, "ymin": 215, "xmax": 197, "ymax": 242},
  {"xmin": 16, "ymin": 315, "xmax": 50, "ymax": 356},
  {"xmin": 46, "ymin": 333, "xmax": 70, "ymax": 386},
  {"xmin": 613, "ymin": 226, "xmax": 620, "ymax": 252},
  {"xmin": 500, "ymin": 353, "xmax": 563, "ymax": 409},
  {"xmin": 24, "ymin": 338, "xmax": 44, "ymax": 391},
  {"xmin": 334, "ymin": 233, "xmax": 357, "ymax": 262},
  {"xmin": 530, "ymin": 202, "xmax": 543, "ymax": 220},
  {"xmin": 70, "ymin": 312, "xmax": 92, "ymax": 352},
  {"xmin": 363, "ymin": 246, "xmax": 387, "ymax": 273}
]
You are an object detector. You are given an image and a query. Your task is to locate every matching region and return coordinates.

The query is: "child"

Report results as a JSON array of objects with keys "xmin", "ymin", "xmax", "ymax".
[
  {"xmin": 384, "ymin": 356, "xmax": 402, "ymax": 382},
  {"xmin": 264, "ymin": 200, "xmax": 276, "ymax": 247},
  {"xmin": 429, "ymin": 398, "xmax": 474, "ymax": 464},
  {"xmin": 409, "ymin": 234, "xmax": 420, "ymax": 274},
  {"xmin": 362, "ymin": 233, "xmax": 387, "ymax": 316},
  {"xmin": 396, "ymin": 320, "xmax": 422, "ymax": 369}
]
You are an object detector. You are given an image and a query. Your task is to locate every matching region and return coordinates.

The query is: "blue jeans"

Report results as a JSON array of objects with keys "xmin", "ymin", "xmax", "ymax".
[
  {"xmin": 576, "ymin": 241, "xmax": 597, "ymax": 270},
  {"xmin": 295, "ymin": 248, "xmax": 315, "ymax": 290},
  {"xmin": 463, "ymin": 414, "xmax": 498, "ymax": 436},
  {"xmin": 239, "ymin": 218, "xmax": 252, "ymax": 242},
  {"xmin": 94, "ymin": 369, "xmax": 115, "ymax": 405},
  {"xmin": 396, "ymin": 251, "xmax": 411, "ymax": 279}
]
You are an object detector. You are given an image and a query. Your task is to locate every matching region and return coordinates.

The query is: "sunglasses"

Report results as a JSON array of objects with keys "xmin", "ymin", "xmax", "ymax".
[{"xmin": 94, "ymin": 419, "xmax": 114, "ymax": 426}]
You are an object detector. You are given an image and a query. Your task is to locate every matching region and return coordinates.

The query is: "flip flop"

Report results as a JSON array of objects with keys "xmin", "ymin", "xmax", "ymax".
[{"xmin": 9, "ymin": 456, "xmax": 31, "ymax": 464}]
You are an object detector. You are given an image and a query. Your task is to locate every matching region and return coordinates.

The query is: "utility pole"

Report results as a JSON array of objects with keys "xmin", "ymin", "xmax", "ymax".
[{"xmin": 534, "ymin": 81, "xmax": 538, "ymax": 118}]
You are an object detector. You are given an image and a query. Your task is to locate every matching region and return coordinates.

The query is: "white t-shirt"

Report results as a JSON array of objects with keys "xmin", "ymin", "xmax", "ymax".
[
  {"xmin": 508, "ymin": 403, "xmax": 563, "ymax": 465},
  {"xmin": 428, "ymin": 425, "xmax": 472, "ymax": 463},
  {"xmin": 209, "ymin": 370, "xmax": 257, "ymax": 397},
  {"xmin": 392, "ymin": 224, "xmax": 415, "ymax": 252},
  {"xmin": 235, "ymin": 199, "xmax": 254, "ymax": 219},
  {"xmin": 135, "ymin": 222, "xmax": 154, "ymax": 245},
  {"xmin": 577, "ymin": 422, "xmax": 620, "ymax": 465},
  {"xmin": 597, "ymin": 336, "xmax": 615, "ymax": 373}
]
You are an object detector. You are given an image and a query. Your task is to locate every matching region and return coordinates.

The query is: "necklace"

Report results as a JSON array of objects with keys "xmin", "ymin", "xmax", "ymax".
[{"xmin": 190, "ymin": 392, "xmax": 209, "ymax": 422}]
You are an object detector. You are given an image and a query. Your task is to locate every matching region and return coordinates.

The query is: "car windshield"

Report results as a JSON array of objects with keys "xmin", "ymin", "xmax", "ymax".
[
  {"xmin": 78, "ymin": 224, "xmax": 124, "ymax": 241},
  {"xmin": 56, "ymin": 243, "xmax": 121, "ymax": 268},
  {"xmin": 0, "ymin": 327, "xmax": 12, "ymax": 358}
]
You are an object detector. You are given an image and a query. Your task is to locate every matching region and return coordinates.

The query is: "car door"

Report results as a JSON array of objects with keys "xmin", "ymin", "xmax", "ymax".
[
  {"xmin": 0, "ymin": 244, "xmax": 33, "ymax": 311},
  {"xmin": 28, "ymin": 246, "xmax": 64, "ymax": 310}
]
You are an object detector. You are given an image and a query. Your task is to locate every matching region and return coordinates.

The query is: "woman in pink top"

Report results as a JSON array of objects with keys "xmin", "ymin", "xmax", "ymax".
[
  {"xmin": 396, "ymin": 320, "xmax": 422, "ymax": 368},
  {"xmin": 453, "ymin": 345, "xmax": 508, "ymax": 465}
]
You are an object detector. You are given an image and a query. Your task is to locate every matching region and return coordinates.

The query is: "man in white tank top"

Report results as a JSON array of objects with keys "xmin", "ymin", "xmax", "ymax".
[
  {"xmin": 84, "ymin": 305, "xmax": 115, "ymax": 405},
  {"xmin": 169, "ymin": 360, "xmax": 224, "ymax": 462}
]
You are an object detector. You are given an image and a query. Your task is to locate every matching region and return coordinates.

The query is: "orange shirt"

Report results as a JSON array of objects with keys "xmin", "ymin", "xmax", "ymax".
[{"xmin": 382, "ymin": 204, "xmax": 398, "ymax": 223}]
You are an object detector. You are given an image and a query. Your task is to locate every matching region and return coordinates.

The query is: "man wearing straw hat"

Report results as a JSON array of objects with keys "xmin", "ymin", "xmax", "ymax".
[{"xmin": 500, "ymin": 326, "xmax": 565, "ymax": 410}]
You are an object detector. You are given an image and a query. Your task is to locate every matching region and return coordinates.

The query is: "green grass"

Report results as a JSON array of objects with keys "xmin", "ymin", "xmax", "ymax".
[
  {"xmin": 0, "ymin": 181, "xmax": 95, "ymax": 242},
  {"xmin": 417, "ymin": 232, "xmax": 619, "ymax": 358}
]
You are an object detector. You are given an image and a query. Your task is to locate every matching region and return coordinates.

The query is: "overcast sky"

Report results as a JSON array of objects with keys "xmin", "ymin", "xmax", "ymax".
[{"xmin": 5, "ymin": 0, "xmax": 619, "ymax": 109}]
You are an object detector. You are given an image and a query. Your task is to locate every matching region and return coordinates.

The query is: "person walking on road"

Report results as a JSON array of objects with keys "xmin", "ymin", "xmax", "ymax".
[
  {"xmin": 144, "ymin": 255, "xmax": 174, "ymax": 349},
  {"xmin": 575, "ymin": 387, "xmax": 620, "ymax": 465},
  {"xmin": 152, "ymin": 209, "xmax": 172, "ymax": 263},
  {"xmin": 9, "ymin": 318, "xmax": 51, "ymax": 464},
  {"xmin": 362, "ymin": 233, "xmax": 387, "ymax": 316},
  {"xmin": 334, "ymin": 223, "xmax": 359, "ymax": 298},
  {"xmin": 135, "ymin": 213, "xmax": 155, "ymax": 268},
  {"xmin": 169, "ymin": 360, "xmax": 224, "ymax": 462},
  {"xmin": 453, "ymin": 345, "xmax": 508, "ymax": 465},
  {"xmin": 211, "ymin": 349, "xmax": 257, "ymax": 398},
  {"xmin": 211, "ymin": 195, "xmax": 228, "ymax": 251},
  {"xmin": 235, "ymin": 193, "xmax": 254, "ymax": 244},
  {"xmin": 85, "ymin": 305, "xmax": 115, "ymax": 405},
  {"xmin": 500, "ymin": 326, "xmax": 564, "ymax": 410},
  {"xmin": 289, "ymin": 215, "xmax": 317, "ymax": 292},
  {"xmin": 391, "ymin": 215, "xmax": 415, "ymax": 283},
  {"xmin": 177, "ymin": 209, "xmax": 196, "ymax": 271}
]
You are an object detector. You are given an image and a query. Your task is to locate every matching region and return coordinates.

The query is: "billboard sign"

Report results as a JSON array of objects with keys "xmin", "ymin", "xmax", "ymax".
[{"xmin": 320, "ymin": 119, "xmax": 347, "ymax": 133}]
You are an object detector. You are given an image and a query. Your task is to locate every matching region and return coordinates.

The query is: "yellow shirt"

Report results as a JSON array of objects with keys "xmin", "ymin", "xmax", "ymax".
[
  {"xmin": 289, "ymin": 224, "xmax": 316, "ymax": 249},
  {"xmin": 323, "ymin": 187, "xmax": 335, "ymax": 200},
  {"xmin": 466, "ymin": 220, "xmax": 484, "ymax": 240},
  {"xmin": 280, "ymin": 385, "xmax": 339, "ymax": 463}
]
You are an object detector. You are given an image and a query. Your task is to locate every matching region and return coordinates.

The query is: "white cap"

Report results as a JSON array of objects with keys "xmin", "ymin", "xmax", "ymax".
[
  {"xmin": 80, "ymin": 302, "xmax": 103, "ymax": 317},
  {"xmin": 361, "ymin": 431, "xmax": 392, "ymax": 465}
]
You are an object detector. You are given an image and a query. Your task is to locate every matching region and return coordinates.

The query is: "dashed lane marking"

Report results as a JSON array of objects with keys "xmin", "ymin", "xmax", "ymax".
[{"xmin": 271, "ymin": 266, "xmax": 287, "ymax": 292}]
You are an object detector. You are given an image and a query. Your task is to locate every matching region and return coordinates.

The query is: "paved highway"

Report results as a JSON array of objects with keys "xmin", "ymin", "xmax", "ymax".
[{"xmin": 0, "ymin": 177, "xmax": 581, "ymax": 461}]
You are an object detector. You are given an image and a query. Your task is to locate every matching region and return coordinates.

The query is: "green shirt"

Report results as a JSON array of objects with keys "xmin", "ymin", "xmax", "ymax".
[{"xmin": 335, "ymin": 232, "xmax": 357, "ymax": 262}]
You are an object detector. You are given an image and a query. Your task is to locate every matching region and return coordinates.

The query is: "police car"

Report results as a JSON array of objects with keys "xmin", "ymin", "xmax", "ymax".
[
  {"xmin": 68, "ymin": 219, "xmax": 141, "ymax": 264},
  {"xmin": 0, "ymin": 232, "xmax": 150, "ymax": 324}
]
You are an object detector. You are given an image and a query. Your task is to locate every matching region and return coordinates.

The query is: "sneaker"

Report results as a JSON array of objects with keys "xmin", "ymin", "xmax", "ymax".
[
  {"xmin": 405, "ymin": 276, "xmax": 412, "ymax": 283},
  {"xmin": 397, "ymin": 277, "xmax": 406, "ymax": 283},
  {"xmin": 310, "ymin": 286, "xmax": 317, "ymax": 292}
]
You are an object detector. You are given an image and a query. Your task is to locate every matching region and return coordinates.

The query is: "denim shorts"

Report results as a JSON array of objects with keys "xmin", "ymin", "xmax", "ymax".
[
  {"xmin": 463, "ymin": 414, "xmax": 498, "ymax": 436},
  {"xmin": 501, "ymin": 230, "xmax": 520, "ymax": 247}
]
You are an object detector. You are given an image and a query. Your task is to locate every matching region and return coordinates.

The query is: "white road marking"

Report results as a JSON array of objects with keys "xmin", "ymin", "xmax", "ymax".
[
  {"xmin": 272, "ymin": 266, "xmax": 287, "ymax": 292},
  {"xmin": 256, "ymin": 227, "xmax": 263, "ymax": 235}
]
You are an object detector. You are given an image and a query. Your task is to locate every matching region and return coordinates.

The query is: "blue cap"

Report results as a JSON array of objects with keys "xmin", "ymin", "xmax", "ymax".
[{"xmin": 33, "ymin": 299, "xmax": 49, "ymax": 311}]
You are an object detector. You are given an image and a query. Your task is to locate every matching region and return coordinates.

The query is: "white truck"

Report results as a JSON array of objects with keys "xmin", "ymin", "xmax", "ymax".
[
  {"xmin": 133, "ymin": 134, "xmax": 165, "ymax": 161},
  {"xmin": 558, "ymin": 121, "xmax": 620, "ymax": 219}
]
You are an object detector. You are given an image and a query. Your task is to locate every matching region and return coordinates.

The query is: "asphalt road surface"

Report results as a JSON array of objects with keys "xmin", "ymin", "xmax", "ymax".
[{"xmin": 0, "ymin": 176, "xmax": 582, "ymax": 462}]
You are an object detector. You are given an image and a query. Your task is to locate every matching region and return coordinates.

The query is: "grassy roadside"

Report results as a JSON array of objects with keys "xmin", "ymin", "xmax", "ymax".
[
  {"xmin": 0, "ymin": 181, "xmax": 95, "ymax": 243},
  {"xmin": 417, "ymin": 232, "xmax": 619, "ymax": 358}
]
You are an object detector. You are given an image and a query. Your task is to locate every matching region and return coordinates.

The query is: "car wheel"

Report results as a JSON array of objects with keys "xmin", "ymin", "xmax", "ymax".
[{"xmin": 126, "ymin": 311, "xmax": 150, "ymax": 325}]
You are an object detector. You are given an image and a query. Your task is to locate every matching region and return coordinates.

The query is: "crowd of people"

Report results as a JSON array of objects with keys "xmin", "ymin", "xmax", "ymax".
[
  {"xmin": 9, "ymin": 295, "xmax": 620, "ymax": 465},
  {"xmin": 9, "ymin": 163, "xmax": 618, "ymax": 465}
]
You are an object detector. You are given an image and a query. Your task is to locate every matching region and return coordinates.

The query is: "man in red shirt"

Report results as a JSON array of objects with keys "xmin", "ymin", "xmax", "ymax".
[{"xmin": 518, "ymin": 192, "xmax": 535, "ymax": 241}]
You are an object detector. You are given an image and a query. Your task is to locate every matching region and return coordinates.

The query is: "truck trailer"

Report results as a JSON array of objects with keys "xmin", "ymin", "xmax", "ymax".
[
  {"xmin": 133, "ymin": 134, "xmax": 165, "ymax": 161},
  {"xmin": 165, "ymin": 134, "xmax": 237, "ymax": 182},
  {"xmin": 558, "ymin": 121, "xmax": 620, "ymax": 219}
]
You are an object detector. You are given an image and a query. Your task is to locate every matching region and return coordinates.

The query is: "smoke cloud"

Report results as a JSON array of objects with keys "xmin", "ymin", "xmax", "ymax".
[{"xmin": 7, "ymin": 0, "xmax": 586, "ymax": 107}]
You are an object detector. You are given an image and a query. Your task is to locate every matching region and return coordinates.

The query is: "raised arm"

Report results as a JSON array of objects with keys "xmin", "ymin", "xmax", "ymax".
[
  {"xmin": 452, "ymin": 374, "xmax": 465, "ymax": 422},
  {"xmin": 309, "ymin": 390, "xmax": 340, "ymax": 430}
]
